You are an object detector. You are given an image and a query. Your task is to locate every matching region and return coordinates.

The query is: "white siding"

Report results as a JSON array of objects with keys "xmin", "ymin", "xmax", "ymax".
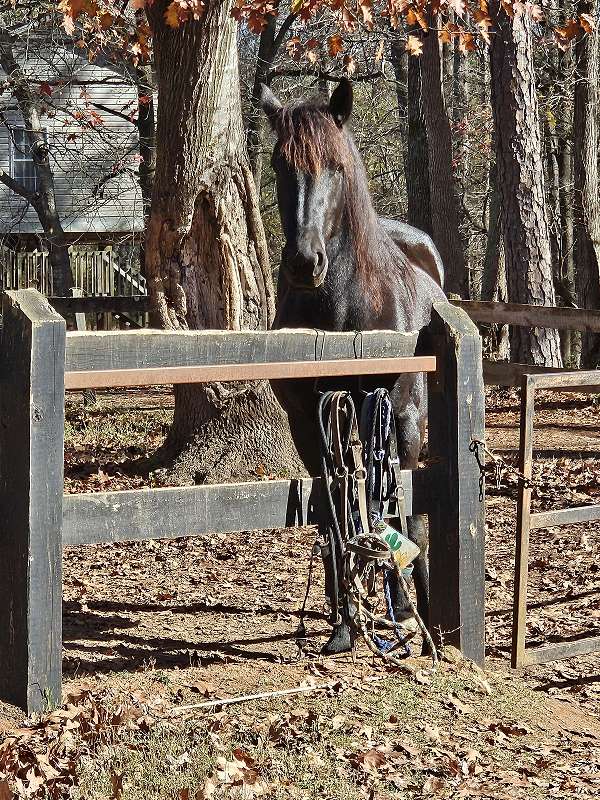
[{"xmin": 0, "ymin": 44, "xmax": 145, "ymax": 236}]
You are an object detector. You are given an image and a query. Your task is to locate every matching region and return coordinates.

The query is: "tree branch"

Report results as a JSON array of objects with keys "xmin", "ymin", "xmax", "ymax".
[
  {"xmin": 90, "ymin": 100, "xmax": 139, "ymax": 128},
  {"xmin": 268, "ymin": 67, "xmax": 383, "ymax": 83},
  {"xmin": 272, "ymin": 12, "xmax": 297, "ymax": 54},
  {"xmin": 0, "ymin": 168, "xmax": 36, "ymax": 202}
]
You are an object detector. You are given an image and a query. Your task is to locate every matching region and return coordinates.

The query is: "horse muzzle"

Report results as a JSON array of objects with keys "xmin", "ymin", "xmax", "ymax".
[{"xmin": 282, "ymin": 252, "xmax": 328, "ymax": 290}]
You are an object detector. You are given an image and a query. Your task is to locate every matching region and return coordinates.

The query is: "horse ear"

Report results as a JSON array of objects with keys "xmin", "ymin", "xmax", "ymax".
[
  {"xmin": 259, "ymin": 83, "xmax": 283, "ymax": 128},
  {"xmin": 329, "ymin": 78, "xmax": 353, "ymax": 127}
]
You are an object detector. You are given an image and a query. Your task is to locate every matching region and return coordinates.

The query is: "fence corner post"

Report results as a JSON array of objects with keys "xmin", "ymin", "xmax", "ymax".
[
  {"xmin": 0, "ymin": 289, "xmax": 66, "ymax": 713},
  {"xmin": 427, "ymin": 301, "xmax": 486, "ymax": 665}
]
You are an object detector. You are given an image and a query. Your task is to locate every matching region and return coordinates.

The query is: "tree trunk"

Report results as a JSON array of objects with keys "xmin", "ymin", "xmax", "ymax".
[
  {"xmin": 391, "ymin": 36, "xmax": 432, "ymax": 236},
  {"xmin": 0, "ymin": 38, "xmax": 72, "ymax": 296},
  {"xmin": 246, "ymin": 10, "xmax": 295, "ymax": 192},
  {"xmin": 481, "ymin": 160, "xmax": 502, "ymax": 303},
  {"xmin": 390, "ymin": 40, "xmax": 408, "ymax": 146},
  {"xmin": 246, "ymin": 13, "xmax": 277, "ymax": 190},
  {"xmin": 145, "ymin": 0, "xmax": 302, "ymax": 483},
  {"xmin": 573, "ymin": 0, "xmax": 600, "ymax": 367},
  {"xmin": 136, "ymin": 62, "xmax": 156, "ymax": 220},
  {"xmin": 421, "ymin": 23, "xmax": 468, "ymax": 296},
  {"xmin": 489, "ymin": 2, "xmax": 562, "ymax": 366},
  {"xmin": 545, "ymin": 117, "xmax": 562, "ymax": 275},
  {"xmin": 135, "ymin": 61, "xmax": 156, "ymax": 282},
  {"xmin": 559, "ymin": 137, "xmax": 577, "ymax": 365}
]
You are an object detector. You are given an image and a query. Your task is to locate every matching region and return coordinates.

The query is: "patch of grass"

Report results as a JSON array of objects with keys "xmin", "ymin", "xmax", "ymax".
[
  {"xmin": 73, "ymin": 667, "xmax": 579, "ymax": 800},
  {"xmin": 64, "ymin": 402, "xmax": 171, "ymax": 454}
]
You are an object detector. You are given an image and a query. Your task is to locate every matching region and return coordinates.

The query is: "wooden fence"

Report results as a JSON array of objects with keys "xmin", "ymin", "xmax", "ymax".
[
  {"xmin": 0, "ymin": 245, "xmax": 146, "ymax": 297},
  {"xmin": 451, "ymin": 300, "xmax": 600, "ymax": 386},
  {"xmin": 0, "ymin": 288, "xmax": 486, "ymax": 714}
]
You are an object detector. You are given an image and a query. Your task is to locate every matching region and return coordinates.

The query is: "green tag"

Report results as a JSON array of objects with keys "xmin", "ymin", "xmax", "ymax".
[{"xmin": 373, "ymin": 521, "xmax": 420, "ymax": 569}]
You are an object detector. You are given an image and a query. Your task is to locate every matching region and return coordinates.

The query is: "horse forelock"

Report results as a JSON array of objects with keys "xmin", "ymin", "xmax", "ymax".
[{"xmin": 275, "ymin": 102, "xmax": 350, "ymax": 175}]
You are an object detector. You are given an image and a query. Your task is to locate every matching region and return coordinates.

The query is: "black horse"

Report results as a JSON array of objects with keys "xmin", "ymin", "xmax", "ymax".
[{"xmin": 261, "ymin": 78, "xmax": 447, "ymax": 652}]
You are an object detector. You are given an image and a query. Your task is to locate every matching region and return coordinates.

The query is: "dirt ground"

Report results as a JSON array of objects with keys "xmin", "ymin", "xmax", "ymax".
[
  {"xmin": 57, "ymin": 385, "xmax": 600, "ymax": 718},
  {"xmin": 1, "ymin": 385, "xmax": 599, "ymax": 798}
]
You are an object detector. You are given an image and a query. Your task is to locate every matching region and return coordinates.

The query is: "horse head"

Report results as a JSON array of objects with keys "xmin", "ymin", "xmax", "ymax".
[{"xmin": 260, "ymin": 79, "xmax": 354, "ymax": 291}]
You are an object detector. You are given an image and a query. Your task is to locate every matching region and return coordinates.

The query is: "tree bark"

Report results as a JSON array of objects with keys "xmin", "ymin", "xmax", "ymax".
[
  {"xmin": 136, "ymin": 62, "xmax": 156, "ymax": 221},
  {"xmin": 559, "ymin": 137, "xmax": 577, "ymax": 365},
  {"xmin": 145, "ymin": 0, "xmax": 302, "ymax": 483},
  {"xmin": 0, "ymin": 37, "xmax": 72, "ymax": 296},
  {"xmin": 421, "ymin": 22, "xmax": 468, "ymax": 296},
  {"xmin": 246, "ymin": 9, "xmax": 295, "ymax": 192},
  {"xmin": 545, "ymin": 117, "xmax": 562, "ymax": 275},
  {"xmin": 489, "ymin": 2, "xmax": 562, "ymax": 366},
  {"xmin": 391, "ymin": 36, "xmax": 432, "ymax": 237},
  {"xmin": 573, "ymin": 0, "xmax": 600, "ymax": 367},
  {"xmin": 481, "ymin": 160, "xmax": 502, "ymax": 303}
]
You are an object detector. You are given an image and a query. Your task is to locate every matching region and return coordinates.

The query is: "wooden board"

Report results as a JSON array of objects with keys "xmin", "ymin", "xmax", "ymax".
[
  {"xmin": 427, "ymin": 302, "xmax": 486, "ymax": 665},
  {"xmin": 0, "ymin": 289, "xmax": 66, "ymax": 713},
  {"xmin": 531, "ymin": 504, "xmax": 600, "ymax": 530},
  {"xmin": 65, "ymin": 328, "xmax": 419, "ymax": 373},
  {"xmin": 519, "ymin": 636, "xmax": 600, "ymax": 666},
  {"xmin": 452, "ymin": 300, "xmax": 600, "ymax": 332},
  {"xmin": 62, "ymin": 469, "xmax": 423, "ymax": 547},
  {"xmin": 64, "ymin": 356, "xmax": 437, "ymax": 390},
  {"xmin": 527, "ymin": 370, "xmax": 600, "ymax": 391},
  {"xmin": 511, "ymin": 376, "xmax": 536, "ymax": 670}
]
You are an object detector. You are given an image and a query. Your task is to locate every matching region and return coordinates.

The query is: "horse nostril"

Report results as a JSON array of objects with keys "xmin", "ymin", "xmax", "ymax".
[{"xmin": 314, "ymin": 250, "xmax": 326, "ymax": 276}]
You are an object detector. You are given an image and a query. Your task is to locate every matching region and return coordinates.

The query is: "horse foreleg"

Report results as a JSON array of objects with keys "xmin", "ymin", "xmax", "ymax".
[{"xmin": 388, "ymin": 375, "xmax": 431, "ymax": 652}]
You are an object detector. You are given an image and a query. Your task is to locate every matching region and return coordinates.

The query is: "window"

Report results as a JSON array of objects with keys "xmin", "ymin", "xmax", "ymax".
[{"xmin": 10, "ymin": 127, "xmax": 45, "ymax": 193}]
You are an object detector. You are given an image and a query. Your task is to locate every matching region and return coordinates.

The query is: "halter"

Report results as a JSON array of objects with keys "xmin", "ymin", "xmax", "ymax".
[{"xmin": 316, "ymin": 389, "xmax": 437, "ymax": 666}]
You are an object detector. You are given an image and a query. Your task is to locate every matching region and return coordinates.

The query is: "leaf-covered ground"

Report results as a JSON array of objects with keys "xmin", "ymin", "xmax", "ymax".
[{"xmin": 1, "ymin": 386, "xmax": 599, "ymax": 798}]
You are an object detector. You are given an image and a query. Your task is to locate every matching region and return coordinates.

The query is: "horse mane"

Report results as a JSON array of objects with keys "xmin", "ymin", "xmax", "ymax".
[{"xmin": 273, "ymin": 99, "xmax": 416, "ymax": 304}]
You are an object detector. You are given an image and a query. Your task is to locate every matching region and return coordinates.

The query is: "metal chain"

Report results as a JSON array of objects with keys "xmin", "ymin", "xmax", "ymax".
[{"xmin": 470, "ymin": 439, "xmax": 541, "ymax": 502}]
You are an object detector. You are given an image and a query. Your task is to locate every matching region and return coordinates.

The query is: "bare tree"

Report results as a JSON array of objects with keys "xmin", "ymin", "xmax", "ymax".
[
  {"xmin": 573, "ymin": 0, "xmax": 600, "ymax": 366},
  {"xmin": 489, "ymin": 2, "xmax": 562, "ymax": 366},
  {"xmin": 421, "ymin": 20, "xmax": 468, "ymax": 296}
]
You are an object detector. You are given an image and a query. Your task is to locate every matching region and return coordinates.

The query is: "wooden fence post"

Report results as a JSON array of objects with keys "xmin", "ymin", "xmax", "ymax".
[
  {"xmin": 0, "ymin": 289, "xmax": 66, "ymax": 713},
  {"xmin": 427, "ymin": 302, "xmax": 486, "ymax": 664}
]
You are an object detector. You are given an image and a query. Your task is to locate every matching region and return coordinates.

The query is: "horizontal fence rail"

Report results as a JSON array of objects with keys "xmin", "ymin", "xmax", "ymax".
[
  {"xmin": 64, "ymin": 328, "xmax": 422, "ymax": 373},
  {"xmin": 482, "ymin": 360, "xmax": 600, "ymax": 390},
  {"xmin": 65, "ymin": 357, "xmax": 437, "ymax": 390},
  {"xmin": 452, "ymin": 299, "xmax": 600, "ymax": 333},
  {"xmin": 62, "ymin": 470, "xmax": 428, "ymax": 548}
]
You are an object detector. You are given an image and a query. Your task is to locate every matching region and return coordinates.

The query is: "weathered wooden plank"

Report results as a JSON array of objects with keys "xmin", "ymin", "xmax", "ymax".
[
  {"xmin": 0, "ymin": 289, "xmax": 66, "ymax": 713},
  {"xmin": 50, "ymin": 295, "xmax": 150, "ymax": 316},
  {"xmin": 62, "ymin": 469, "xmax": 423, "ymax": 546},
  {"xmin": 520, "ymin": 636, "xmax": 600, "ymax": 666},
  {"xmin": 483, "ymin": 361, "xmax": 600, "ymax": 390},
  {"xmin": 484, "ymin": 360, "xmax": 575, "ymax": 387},
  {"xmin": 64, "ymin": 356, "xmax": 437, "ymax": 390},
  {"xmin": 528, "ymin": 370, "xmax": 600, "ymax": 391},
  {"xmin": 65, "ymin": 328, "xmax": 419, "ymax": 373},
  {"xmin": 452, "ymin": 299, "xmax": 600, "ymax": 332},
  {"xmin": 427, "ymin": 302, "xmax": 486, "ymax": 665},
  {"xmin": 71, "ymin": 288, "xmax": 87, "ymax": 332},
  {"xmin": 511, "ymin": 376, "xmax": 536, "ymax": 670},
  {"xmin": 530, "ymin": 504, "xmax": 600, "ymax": 530}
]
